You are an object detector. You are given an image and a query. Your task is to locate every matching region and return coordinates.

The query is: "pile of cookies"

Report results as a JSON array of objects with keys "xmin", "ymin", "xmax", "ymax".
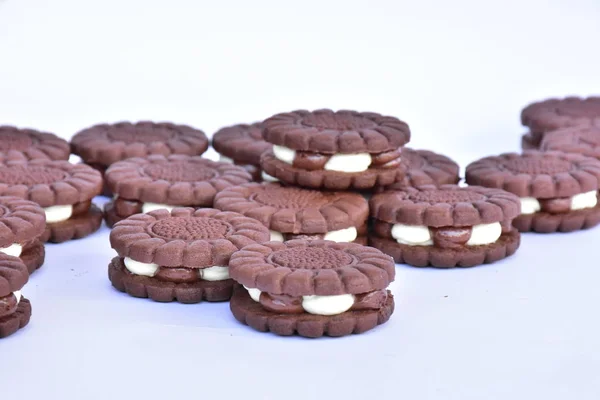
[{"xmin": 0, "ymin": 96, "xmax": 598, "ymax": 339}]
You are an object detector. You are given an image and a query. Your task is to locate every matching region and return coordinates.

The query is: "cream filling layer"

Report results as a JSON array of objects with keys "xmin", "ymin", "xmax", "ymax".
[
  {"xmin": 261, "ymin": 171, "xmax": 279, "ymax": 182},
  {"xmin": 123, "ymin": 257, "xmax": 230, "ymax": 281},
  {"xmin": 44, "ymin": 205, "xmax": 73, "ymax": 223},
  {"xmin": 268, "ymin": 227, "xmax": 358, "ymax": 243},
  {"xmin": 244, "ymin": 286, "xmax": 356, "ymax": 316},
  {"xmin": 219, "ymin": 154, "xmax": 234, "ymax": 163},
  {"xmin": 141, "ymin": 203, "xmax": 176, "ymax": 213},
  {"xmin": 13, "ymin": 290, "xmax": 22, "ymax": 304},
  {"xmin": 0, "ymin": 243, "xmax": 23, "ymax": 257},
  {"xmin": 519, "ymin": 191, "xmax": 598, "ymax": 215},
  {"xmin": 272, "ymin": 145, "xmax": 372, "ymax": 173},
  {"xmin": 391, "ymin": 222, "xmax": 502, "ymax": 246}
]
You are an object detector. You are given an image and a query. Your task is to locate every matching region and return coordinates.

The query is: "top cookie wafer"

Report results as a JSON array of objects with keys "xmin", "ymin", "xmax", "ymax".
[
  {"xmin": 540, "ymin": 126, "xmax": 600, "ymax": 159},
  {"xmin": 0, "ymin": 253, "xmax": 29, "ymax": 297},
  {"xmin": 229, "ymin": 240, "xmax": 395, "ymax": 296},
  {"xmin": 388, "ymin": 148, "xmax": 460, "ymax": 188},
  {"xmin": 0, "ymin": 160, "xmax": 102, "ymax": 207},
  {"xmin": 0, "ymin": 126, "xmax": 70, "ymax": 162},
  {"xmin": 465, "ymin": 151, "xmax": 600, "ymax": 198},
  {"xmin": 370, "ymin": 185, "xmax": 520, "ymax": 226},
  {"xmin": 105, "ymin": 155, "xmax": 253, "ymax": 206},
  {"xmin": 212, "ymin": 123, "xmax": 272, "ymax": 165},
  {"xmin": 262, "ymin": 109, "xmax": 410, "ymax": 153},
  {"xmin": 71, "ymin": 121, "xmax": 209, "ymax": 165},
  {"xmin": 0, "ymin": 197, "xmax": 46, "ymax": 248},
  {"xmin": 521, "ymin": 97, "xmax": 600, "ymax": 133},
  {"xmin": 110, "ymin": 208, "xmax": 270, "ymax": 267},
  {"xmin": 213, "ymin": 182, "xmax": 368, "ymax": 233}
]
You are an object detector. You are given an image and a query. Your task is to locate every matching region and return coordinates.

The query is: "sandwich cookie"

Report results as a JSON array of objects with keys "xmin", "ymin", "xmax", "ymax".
[
  {"xmin": 214, "ymin": 182, "xmax": 368, "ymax": 243},
  {"xmin": 71, "ymin": 121, "xmax": 209, "ymax": 196},
  {"xmin": 212, "ymin": 123, "xmax": 273, "ymax": 181},
  {"xmin": 0, "ymin": 160, "xmax": 103, "ymax": 243},
  {"xmin": 521, "ymin": 96, "xmax": 600, "ymax": 149},
  {"xmin": 0, "ymin": 126, "xmax": 70, "ymax": 162},
  {"xmin": 386, "ymin": 148, "xmax": 460, "ymax": 189},
  {"xmin": 0, "ymin": 197, "xmax": 46, "ymax": 274},
  {"xmin": 466, "ymin": 151, "xmax": 600, "ymax": 233},
  {"xmin": 229, "ymin": 240, "xmax": 395, "ymax": 338},
  {"xmin": 103, "ymin": 155, "xmax": 252, "ymax": 227},
  {"xmin": 108, "ymin": 208, "xmax": 270, "ymax": 303},
  {"xmin": 540, "ymin": 126, "xmax": 600, "ymax": 159},
  {"xmin": 0, "ymin": 254, "xmax": 31, "ymax": 338},
  {"xmin": 260, "ymin": 109, "xmax": 410, "ymax": 190},
  {"xmin": 369, "ymin": 185, "xmax": 521, "ymax": 268}
]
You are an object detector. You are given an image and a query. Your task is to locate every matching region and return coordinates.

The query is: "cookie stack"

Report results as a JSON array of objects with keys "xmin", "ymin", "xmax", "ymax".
[{"xmin": 0, "ymin": 253, "xmax": 31, "ymax": 339}]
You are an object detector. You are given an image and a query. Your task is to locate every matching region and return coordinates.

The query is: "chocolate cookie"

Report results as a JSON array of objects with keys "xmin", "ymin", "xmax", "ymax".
[
  {"xmin": 540, "ymin": 126, "xmax": 600, "ymax": 159},
  {"xmin": 108, "ymin": 207, "xmax": 270, "ymax": 303},
  {"xmin": 0, "ymin": 126, "xmax": 70, "ymax": 162},
  {"xmin": 369, "ymin": 185, "xmax": 521, "ymax": 267},
  {"xmin": 0, "ymin": 196, "xmax": 46, "ymax": 274},
  {"xmin": 228, "ymin": 240, "xmax": 395, "ymax": 337},
  {"xmin": 103, "ymin": 155, "xmax": 253, "ymax": 227},
  {"xmin": 213, "ymin": 182, "xmax": 368, "ymax": 243},
  {"xmin": 521, "ymin": 97, "xmax": 600, "ymax": 147},
  {"xmin": 385, "ymin": 148, "xmax": 460, "ymax": 189},
  {"xmin": 466, "ymin": 151, "xmax": 600, "ymax": 233},
  {"xmin": 212, "ymin": 123, "xmax": 272, "ymax": 181},
  {"xmin": 0, "ymin": 253, "xmax": 31, "ymax": 338},
  {"xmin": 521, "ymin": 132, "xmax": 539, "ymax": 150},
  {"xmin": 0, "ymin": 160, "xmax": 103, "ymax": 242},
  {"xmin": 260, "ymin": 109, "xmax": 410, "ymax": 190}
]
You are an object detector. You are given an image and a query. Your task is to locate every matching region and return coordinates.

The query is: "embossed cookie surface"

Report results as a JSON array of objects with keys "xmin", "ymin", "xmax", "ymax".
[
  {"xmin": 229, "ymin": 240, "xmax": 395, "ymax": 296},
  {"xmin": 388, "ymin": 148, "xmax": 460, "ymax": 188},
  {"xmin": 522, "ymin": 97, "xmax": 600, "ymax": 133},
  {"xmin": 0, "ymin": 160, "xmax": 102, "ymax": 207},
  {"xmin": 71, "ymin": 121, "xmax": 209, "ymax": 165},
  {"xmin": 213, "ymin": 183, "xmax": 368, "ymax": 233},
  {"xmin": 540, "ymin": 126, "xmax": 600, "ymax": 159},
  {"xmin": 105, "ymin": 155, "xmax": 252, "ymax": 205},
  {"xmin": 465, "ymin": 151, "xmax": 600, "ymax": 198},
  {"xmin": 0, "ymin": 253, "xmax": 28, "ymax": 297},
  {"xmin": 110, "ymin": 208, "xmax": 270, "ymax": 267},
  {"xmin": 0, "ymin": 126, "xmax": 70, "ymax": 162},
  {"xmin": 0, "ymin": 196, "xmax": 46, "ymax": 248},
  {"xmin": 369, "ymin": 184, "xmax": 520, "ymax": 226},
  {"xmin": 212, "ymin": 123, "xmax": 272, "ymax": 165}
]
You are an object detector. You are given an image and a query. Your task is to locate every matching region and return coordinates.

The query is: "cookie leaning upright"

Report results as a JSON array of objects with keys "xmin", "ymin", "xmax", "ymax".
[
  {"xmin": 0, "ymin": 160, "xmax": 103, "ymax": 243},
  {"xmin": 214, "ymin": 182, "xmax": 368, "ymax": 243},
  {"xmin": 212, "ymin": 122, "xmax": 272, "ymax": 181},
  {"xmin": 466, "ymin": 151, "xmax": 600, "ymax": 233},
  {"xmin": 259, "ymin": 110, "xmax": 410, "ymax": 190},
  {"xmin": 0, "ymin": 197, "xmax": 46, "ymax": 274},
  {"xmin": 540, "ymin": 126, "xmax": 600, "ymax": 160},
  {"xmin": 229, "ymin": 240, "xmax": 395, "ymax": 338},
  {"xmin": 521, "ymin": 96, "xmax": 600, "ymax": 149},
  {"xmin": 0, "ymin": 254, "xmax": 32, "ymax": 338},
  {"xmin": 385, "ymin": 148, "xmax": 460, "ymax": 189},
  {"xmin": 103, "ymin": 155, "xmax": 252, "ymax": 227},
  {"xmin": 108, "ymin": 208, "xmax": 270, "ymax": 303},
  {"xmin": 369, "ymin": 185, "xmax": 521, "ymax": 268},
  {"xmin": 0, "ymin": 126, "xmax": 70, "ymax": 162}
]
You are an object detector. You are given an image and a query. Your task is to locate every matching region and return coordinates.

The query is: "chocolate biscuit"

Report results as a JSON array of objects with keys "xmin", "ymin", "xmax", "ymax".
[
  {"xmin": 228, "ymin": 240, "xmax": 395, "ymax": 337},
  {"xmin": 212, "ymin": 123, "xmax": 272, "ymax": 180},
  {"xmin": 466, "ymin": 151, "xmax": 600, "ymax": 233},
  {"xmin": 521, "ymin": 132, "xmax": 540, "ymax": 150},
  {"xmin": 0, "ymin": 126, "xmax": 70, "ymax": 162},
  {"xmin": 0, "ymin": 160, "xmax": 103, "ymax": 242},
  {"xmin": 522, "ymin": 97, "xmax": 600, "ymax": 136},
  {"xmin": 0, "ymin": 254, "xmax": 31, "ymax": 338},
  {"xmin": 103, "ymin": 155, "xmax": 252, "ymax": 226},
  {"xmin": 540, "ymin": 126, "xmax": 600, "ymax": 160},
  {"xmin": 386, "ymin": 148, "xmax": 460, "ymax": 188},
  {"xmin": 213, "ymin": 182, "xmax": 368, "ymax": 242},
  {"xmin": 108, "ymin": 208, "xmax": 270, "ymax": 303},
  {"xmin": 369, "ymin": 185, "xmax": 521, "ymax": 267}
]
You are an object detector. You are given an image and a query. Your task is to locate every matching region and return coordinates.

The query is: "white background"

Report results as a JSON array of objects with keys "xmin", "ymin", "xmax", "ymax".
[{"xmin": 1, "ymin": 0, "xmax": 600, "ymax": 399}]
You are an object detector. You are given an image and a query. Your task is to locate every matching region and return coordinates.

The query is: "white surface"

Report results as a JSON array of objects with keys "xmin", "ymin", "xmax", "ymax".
[{"xmin": 1, "ymin": 0, "xmax": 600, "ymax": 399}]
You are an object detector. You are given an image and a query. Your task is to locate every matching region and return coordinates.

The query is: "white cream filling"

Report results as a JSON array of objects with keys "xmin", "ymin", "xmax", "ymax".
[
  {"xmin": 199, "ymin": 266, "xmax": 230, "ymax": 281},
  {"xmin": 44, "ymin": 205, "xmax": 73, "ymax": 223},
  {"xmin": 519, "ymin": 191, "xmax": 598, "ymax": 214},
  {"xmin": 261, "ymin": 171, "xmax": 279, "ymax": 182},
  {"xmin": 124, "ymin": 257, "xmax": 159, "ymax": 277},
  {"xmin": 269, "ymin": 230, "xmax": 284, "ymax": 242},
  {"xmin": 244, "ymin": 287, "xmax": 357, "ymax": 316},
  {"xmin": 13, "ymin": 290, "xmax": 21, "ymax": 304},
  {"xmin": 142, "ymin": 203, "xmax": 176, "ymax": 214},
  {"xmin": 219, "ymin": 154, "xmax": 234, "ymax": 163},
  {"xmin": 391, "ymin": 222, "xmax": 502, "ymax": 246},
  {"xmin": 323, "ymin": 226, "xmax": 358, "ymax": 242},
  {"xmin": 272, "ymin": 144, "xmax": 372, "ymax": 173},
  {"xmin": 0, "ymin": 243, "xmax": 23, "ymax": 257}
]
